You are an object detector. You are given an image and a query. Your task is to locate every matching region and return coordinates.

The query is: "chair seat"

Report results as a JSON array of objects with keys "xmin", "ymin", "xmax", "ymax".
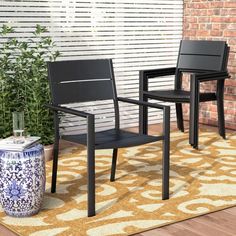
[
  {"xmin": 62, "ymin": 129, "xmax": 162, "ymax": 149},
  {"xmin": 144, "ymin": 90, "xmax": 216, "ymax": 103}
]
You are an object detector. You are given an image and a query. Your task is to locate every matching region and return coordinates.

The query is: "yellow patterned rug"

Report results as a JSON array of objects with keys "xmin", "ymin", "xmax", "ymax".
[{"xmin": 1, "ymin": 130, "xmax": 236, "ymax": 236}]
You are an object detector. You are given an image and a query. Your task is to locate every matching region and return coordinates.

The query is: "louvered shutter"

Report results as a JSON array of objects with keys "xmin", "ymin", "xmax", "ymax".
[{"xmin": 0, "ymin": 0, "xmax": 183, "ymax": 134}]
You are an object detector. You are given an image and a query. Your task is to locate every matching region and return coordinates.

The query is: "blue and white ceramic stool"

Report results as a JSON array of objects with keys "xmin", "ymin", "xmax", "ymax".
[{"xmin": 0, "ymin": 144, "xmax": 45, "ymax": 217}]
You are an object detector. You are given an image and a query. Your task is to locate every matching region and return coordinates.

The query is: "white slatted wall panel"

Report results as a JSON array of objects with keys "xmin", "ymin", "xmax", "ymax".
[{"xmin": 0, "ymin": 0, "xmax": 183, "ymax": 134}]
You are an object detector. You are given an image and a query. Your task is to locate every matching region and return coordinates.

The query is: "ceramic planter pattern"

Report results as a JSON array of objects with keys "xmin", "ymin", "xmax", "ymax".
[{"xmin": 0, "ymin": 144, "xmax": 45, "ymax": 217}]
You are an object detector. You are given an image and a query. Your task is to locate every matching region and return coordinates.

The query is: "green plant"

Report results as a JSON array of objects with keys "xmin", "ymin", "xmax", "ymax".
[{"xmin": 0, "ymin": 24, "xmax": 60, "ymax": 145}]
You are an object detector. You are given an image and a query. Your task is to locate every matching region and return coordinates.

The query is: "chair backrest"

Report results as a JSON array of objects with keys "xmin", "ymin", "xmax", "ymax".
[
  {"xmin": 175, "ymin": 40, "xmax": 229, "ymax": 89},
  {"xmin": 47, "ymin": 59, "xmax": 120, "ymax": 128},
  {"xmin": 48, "ymin": 59, "xmax": 117, "ymax": 104},
  {"xmin": 177, "ymin": 40, "xmax": 229, "ymax": 72}
]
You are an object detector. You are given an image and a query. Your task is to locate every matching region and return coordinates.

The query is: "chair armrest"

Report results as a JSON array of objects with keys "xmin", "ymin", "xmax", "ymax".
[
  {"xmin": 193, "ymin": 71, "xmax": 230, "ymax": 82},
  {"xmin": 118, "ymin": 97, "xmax": 170, "ymax": 138},
  {"xmin": 117, "ymin": 97, "xmax": 169, "ymax": 111},
  {"xmin": 140, "ymin": 67, "xmax": 176, "ymax": 79},
  {"xmin": 45, "ymin": 104, "xmax": 95, "ymax": 146},
  {"xmin": 45, "ymin": 104, "xmax": 93, "ymax": 118},
  {"xmin": 139, "ymin": 67, "xmax": 176, "ymax": 94}
]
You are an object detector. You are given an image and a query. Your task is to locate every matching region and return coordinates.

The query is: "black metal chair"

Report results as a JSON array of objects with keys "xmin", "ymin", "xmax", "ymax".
[
  {"xmin": 46, "ymin": 59, "xmax": 170, "ymax": 217},
  {"xmin": 140, "ymin": 40, "xmax": 230, "ymax": 149}
]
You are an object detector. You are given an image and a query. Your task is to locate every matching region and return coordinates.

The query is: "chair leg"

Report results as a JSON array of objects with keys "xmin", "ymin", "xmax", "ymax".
[
  {"xmin": 139, "ymin": 71, "xmax": 148, "ymax": 135},
  {"xmin": 51, "ymin": 137, "xmax": 59, "ymax": 193},
  {"xmin": 162, "ymin": 106, "xmax": 170, "ymax": 200},
  {"xmin": 87, "ymin": 115, "xmax": 95, "ymax": 217},
  {"xmin": 189, "ymin": 74, "xmax": 199, "ymax": 149},
  {"xmin": 110, "ymin": 148, "xmax": 118, "ymax": 182},
  {"xmin": 87, "ymin": 145, "xmax": 95, "ymax": 217},
  {"xmin": 217, "ymin": 80, "xmax": 226, "ymax": 139},
  {"xmin": 175, "ymin": 103, "xmax": 184, "ymax": 132},
  {"xmin": 51, "ymin": 111, "xmax": 60, "ymax": 193},
  {"xmin": 140, "ymin": 105, "xmax": 148, "ymax": 135}
]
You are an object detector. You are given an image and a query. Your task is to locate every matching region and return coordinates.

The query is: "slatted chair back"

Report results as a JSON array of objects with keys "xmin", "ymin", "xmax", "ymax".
[
  {"xmin": 177, "ymin": 40, "xmax": 229, "ymax": 72},
  {"xmin": 47, "ymin": 59, "xmax": 120, "ymax": 129},
  {"xmin": 47, "ymin": 59, "xmax": 117, "ymax": 104},
  {"xmin": 175, "ymin": 40, "xmax": 229, "ymax": 89}
]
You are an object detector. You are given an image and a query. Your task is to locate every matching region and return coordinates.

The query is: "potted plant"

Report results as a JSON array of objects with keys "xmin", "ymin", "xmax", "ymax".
[{"xmin": 0, "ymin": 24, "xmax": 60, "ymax": 160}]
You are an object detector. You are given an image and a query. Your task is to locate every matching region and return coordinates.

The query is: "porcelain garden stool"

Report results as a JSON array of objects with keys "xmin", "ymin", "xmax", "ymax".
[{"xmin": 0, "ymin": 144, "xmax": 45, "ymax": 217}]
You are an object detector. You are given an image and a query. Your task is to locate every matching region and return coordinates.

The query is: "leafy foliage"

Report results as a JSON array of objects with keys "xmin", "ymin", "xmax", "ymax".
[{"xmin": 0, "ymin": 25, "xmax": 60, "ymax": 145}]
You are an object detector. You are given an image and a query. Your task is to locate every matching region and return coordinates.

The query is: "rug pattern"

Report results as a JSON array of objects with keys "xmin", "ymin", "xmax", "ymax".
[{"xmin": 0, "ymin": 130, "xmax": 236, "ymax": 236}]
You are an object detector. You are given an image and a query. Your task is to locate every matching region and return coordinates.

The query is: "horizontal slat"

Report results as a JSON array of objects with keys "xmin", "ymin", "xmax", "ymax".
[
  {"xmin": 0, "ymin": 14, "xmax": 183, "ymax": 20},
  {"xmin": 52, "ymin": 48, "xmax": 180, "ymax": 54},
  {"xmin": 57, "ymin": 54, "xmax": 178, "ymax": 61},
  {"xmin": 1, "ymin": 3, "xmax": 183, "ymax": 9},
  {"xmin": 48, "ymin": 59, "xmax": 113, "ymax": 82},
  {"xmin": 1, "ymin": 1, "xmax": 182, "ymax": 5},
  {"xmin": 178, "ymin": 55, "xmax": 223, "ymax": 71},
  {"xmin": 0, "ymin": 34, "xmax": 181, "ymax": 42},
  {"xmin": 53, "ymin": 80, "xmax": 114, "ymax": 104},
  {"xmin": 0, "ymin": 9, "xmax": 183, "ymax": 15},
  {"xmin": 180, "ymin": 40, "xmax": 225, "ymax": 56},
  {"xmin": 0, "ymin": 30, "xmax": 182, "ymax": 38}
]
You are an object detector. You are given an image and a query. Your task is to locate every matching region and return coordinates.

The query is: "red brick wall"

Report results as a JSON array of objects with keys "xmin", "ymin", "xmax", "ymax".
[{"xmin": 183, "ymin": 0, "xmax": 236, "ymax": 129}]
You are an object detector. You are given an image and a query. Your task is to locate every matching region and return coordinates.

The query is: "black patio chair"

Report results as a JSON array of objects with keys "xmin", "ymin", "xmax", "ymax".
[
  {"xmin": 46, "ymin": 59, "xmax": 170, "ymax": 217},
  {"xmin": 140, "ymin": 40, "xmax": 230, "ymax": 149}
]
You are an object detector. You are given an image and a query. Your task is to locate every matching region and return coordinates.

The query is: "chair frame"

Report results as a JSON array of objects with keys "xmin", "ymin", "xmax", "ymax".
[
  {"xmin": 139, "ymin": 40, "xmax": 230, "ymax": 149},
  {"xmin": 46, "ymin": 59, "xmax": 170, "ymax": 217}
]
